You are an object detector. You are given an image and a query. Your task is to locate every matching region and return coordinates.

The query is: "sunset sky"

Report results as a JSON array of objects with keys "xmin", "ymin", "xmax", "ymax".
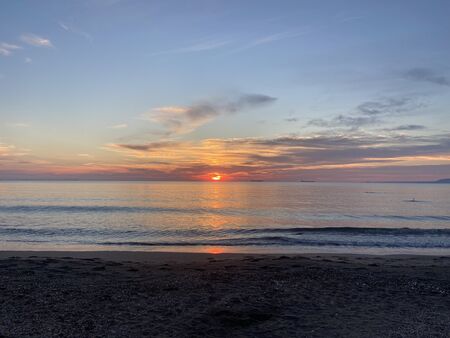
[{"xmin": 1, "ymin": 0, "xmax": 449, "ymax": 181}]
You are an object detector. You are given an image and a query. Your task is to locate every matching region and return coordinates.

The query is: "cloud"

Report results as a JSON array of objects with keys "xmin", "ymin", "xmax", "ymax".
[
  {"xmin": 7, "ymin": 123, "xmax": 30, "ymax": 128},
  {"xmin": 108, "ymin": 141, "xmax": 180, "ymax": 152},
  {"xmin": 308, "ymin": 97, "xmax": 420, "ymax": 130},
  {"xmin": 153, "ymin": 30, "xmax": 306, "ymax": 56},
  {"xmin": 24, "ymin": 57, "xmax": 32, "ymax": 64},
  {"xmin": 229, "ymin": 30, "xmax": 306, "ymax": 54},
  {"xmin": 0, "ymin": 142, "xmax": 29, "ymax": 159},
  {"xmin": 250, "ymin": 30, "xmax": 305, "ymax": 47},
  {"xmin": 0, "ymin": 143, "xmax": 15, "ymax": 157},
  {"xmin": 246, "ymin": 30, "xmax": 305, "ymax": 49},
  {"xmin": 104, "ymin": 131, "xmax": 450, "ymax": 181},
  {"xmin": 20, "ymin": 33, "xmax": 53, "ymax": 47},
  {"xmin": 89, "ymin": 0, "xmax": 122, "ymax": 7},
  {"xmin": 404, "ymin": 68, "xmax": 449, "ymax": 86},
  {"xmin": 384, "ymin": 124, "xmax": 426, "ymax": 131},
  {"xmin": 0, "ymin": 42, "xmax": 21, "ymax": 56},
  {"xmin": 150, "ymin": 39, "xmax": 231, "ymax": 56},
  {"xmin": 58, "ymin": 21, "xmax": 93, "ymax": 42},
  {"xmin": 2, "ymin": 131, "xmax": 449, "ymax": 181},
  {"xmin": 308, "ymin": 115, "xmax": 378, "ymax": 129},
  {"xmin": 144, "ymin": 93, "xmax": 277, "ymax": 135},
  {"xmin": 356, "ymin": 98, "xmax": 412, "ymax": 116},
  {"xmin": 285, "ymin": 117, "xmax": 298, "ymax": 122},
  {"xmin": 109, "ymin": 123, "xmax": 128, "ymax": 129}
]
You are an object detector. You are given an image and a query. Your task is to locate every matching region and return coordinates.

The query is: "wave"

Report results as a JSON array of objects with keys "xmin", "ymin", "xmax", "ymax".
[
  {"xmin": 0, "ymin": 204, "xmax": 449, "ymax": 222},
  {"xmin": 343, "ymin": 215, "xmax": 450, "ymax": 221},
  {"xmin": 1, "ymin": 226, "xmax": 449, "ymax": 249},
  {"xmin": 1, "ymin": 226, "xmax": 450, "ymax": 237},
  {"xmin": 0, "ymin": 205, "xmax": 186, "ymax": 213},
  {"xmin": 98, "ymin": 236, "xmax": 450, "ymax": 249},
  {"xmin": 247, "ymin": 227, "xmax": 450, "ymax": 235}
]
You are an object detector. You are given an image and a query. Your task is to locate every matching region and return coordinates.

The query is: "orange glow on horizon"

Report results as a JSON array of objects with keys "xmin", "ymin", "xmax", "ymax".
[
  {"xmin": 205, "ymin": 247, "xmax": 225, "ymax": 254},
  {"xmin": 211, "ymin": 174, "xmax": 222, "ymax": 181}
]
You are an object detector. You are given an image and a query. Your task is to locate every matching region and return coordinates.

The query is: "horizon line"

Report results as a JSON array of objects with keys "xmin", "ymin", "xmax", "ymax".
[{"xmin": 0, "ymin": 179, "xmax": 448, "ymax": 184}]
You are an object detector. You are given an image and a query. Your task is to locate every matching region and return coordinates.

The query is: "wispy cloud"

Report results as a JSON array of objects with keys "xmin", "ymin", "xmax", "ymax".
[
  {"xmin": 24, "ymin": 57, "xmax": 32, "ymax": 64},
  {"xmin": 308, "ymin": 97, "xmax": 421, "ymax": 130},
  {"xmin": 143, "ymin": 93, "xmax": 277, "ymax": 135},
  {"xmin": 0, "ymin": 142, "xmax": 29, "ymax": 158},
  {"xmin": 383, "ymin": 124, "xmax": 426, "ymax": 132},
  {"xmin": 150, "ymin": 39, "xmax": 231, "ymax": 56},
  {"xmin": 109, "ymin": 123, "xmax": 128, "ymax": 129},
  {"xmin": 231, "ymin": 30, "xmax": 306, "ymax": 53},
  {"xmin": 249, "ymin": 30, "xmax": 305, "ymax": 47},
  {"xmin": 335, "ymin": 11, "xmax": 366, "ymax": 24},
  {"xmin": 0, "ymin": 42, "xmax": 21, "ymax": 56},
  {"xmin": 404, "ymin": 68, "xmax": 450, "ymax": 86},
  {"xmin": 20, "ymin": 33, "xmax": 53, "ymax": 47},
  {"xmin": 356, "ymin": 98, "xmax": 413, "ymax": 116},
  {"xmin": 285, "ymin": 117, "xmax": 299, "ymax": 122},
  {"xmin": 108, "ymin": 141, "xmax": 180, "ymax": 152},
  {"xmin": 0, "ymin": 143, "xmax": 15, "ymax": 157},
  {"xmin": 90, "ymin": 0, "xmax": 123, "ymax": 7},
  {"xmin": 58, "ymin": 21, "xmax": 93, "ymax": 42},
  {"xmin": 6, "ymin": 123, "xmax": 30, "ymax": 128},
  {"xmin": 339, "ymin": 15, "xmax": 365, "ymax": 23}
]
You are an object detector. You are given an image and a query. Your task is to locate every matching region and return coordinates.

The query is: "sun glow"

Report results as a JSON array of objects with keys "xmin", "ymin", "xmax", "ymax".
[
  {"xmin": 205, "ymin": 247, "xmax": 225, "ymax": 254},
  {"xmin": 211, "ymin": 174, "xmax": 222, "ymax": 181}
]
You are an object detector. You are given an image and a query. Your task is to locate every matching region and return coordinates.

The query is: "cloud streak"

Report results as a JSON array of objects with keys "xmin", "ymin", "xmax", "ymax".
[
  {"xmin": 308, "ymin": 97, "xmax": 420, "ymax": 130},
  {"xmin": 384, "ymin": 124, "xmax": 426, "ymax": 131},
  {"xmin": 150, "ymin": 39, "xmax": 231, "ymax": 56},
  {"xmin": 144, "ymin": 93, "xmax": 277, "ymax": 135},
  {"xmin": 109, "ymin": 123, "xmax": 128, "ymax": 129},
  {"xmin": 404, "ymin": 68, "xmax": 449, "ymax": 86},
  {"xmin": 230, "ymin": 30, "xmax": 306, "ymax": 54},
  {"xmin": 58, "ymin": 21, "xmax": 93, "ymax": 42},
  {"xmin": 0, "ymin": 42, "xmax": 21, "ymax": 56},
  {"xmin": 6, "ymin": 123, "xmax": 30, "ymax": 128},
  {"xmin": 249, "ymin": 30, "xmax": 305, "ymax": 47},
  {"xmin": 20, "ymin": 33, "xmax": 53, "ymax": 47}
]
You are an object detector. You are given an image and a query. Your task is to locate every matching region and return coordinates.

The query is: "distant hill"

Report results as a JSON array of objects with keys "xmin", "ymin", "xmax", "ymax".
[{"xmin": 435, "ymin": 178, "xmax": 450, "ymax": 183}]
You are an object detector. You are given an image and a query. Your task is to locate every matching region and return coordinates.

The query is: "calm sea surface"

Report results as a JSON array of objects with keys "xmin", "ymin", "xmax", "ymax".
[{"xmin": 0, "ymin": 181, "xmax": 449, "ymax": 254}]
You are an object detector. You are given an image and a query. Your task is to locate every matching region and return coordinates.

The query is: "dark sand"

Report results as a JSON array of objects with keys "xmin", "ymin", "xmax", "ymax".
[{"xmin": 0, "ymin": 251, "xmax": 449, "ymax": 337}]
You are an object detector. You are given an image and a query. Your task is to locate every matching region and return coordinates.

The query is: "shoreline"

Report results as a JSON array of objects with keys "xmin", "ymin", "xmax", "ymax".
[
  {"xmin": 2, "ymin": 242, "xmax": 450, "ymax": 257},
  {"xmin": 1, "ymin": 249, "xmax": 450, "ymax": 262}
]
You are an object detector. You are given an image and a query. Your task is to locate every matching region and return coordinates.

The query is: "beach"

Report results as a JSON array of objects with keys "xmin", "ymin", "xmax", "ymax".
[{"xmin": 0, "ymin": 251, "xmax": 449, "ymax": 337}]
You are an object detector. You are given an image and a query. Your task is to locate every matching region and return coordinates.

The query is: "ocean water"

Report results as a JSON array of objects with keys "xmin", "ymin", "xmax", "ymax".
[{"xmin": 0, "ymin": 181, "xmax": 449, "ymax": 254}]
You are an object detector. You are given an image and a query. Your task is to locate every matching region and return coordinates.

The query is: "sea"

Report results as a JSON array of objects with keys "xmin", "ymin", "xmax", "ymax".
[{"xmin": 0, "ymin": 181, "xmax": 449, "ymax": 254}]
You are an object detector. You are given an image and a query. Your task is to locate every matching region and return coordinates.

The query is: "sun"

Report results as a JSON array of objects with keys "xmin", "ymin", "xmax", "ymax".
[{"xmin": 211, "ymin": 174, "xmax": 222, "ymax": 181}]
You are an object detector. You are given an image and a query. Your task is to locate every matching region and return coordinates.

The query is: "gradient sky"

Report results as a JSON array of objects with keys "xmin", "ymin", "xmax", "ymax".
[{"xmin": 1, "ymin": 0, "xmax": 449, "ymax": 181}]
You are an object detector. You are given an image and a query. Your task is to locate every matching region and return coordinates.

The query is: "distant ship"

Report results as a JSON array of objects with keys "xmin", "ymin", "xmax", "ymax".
[{"xmin": 300, "ymin": 180, "xmax": 316, "ymax": 182}]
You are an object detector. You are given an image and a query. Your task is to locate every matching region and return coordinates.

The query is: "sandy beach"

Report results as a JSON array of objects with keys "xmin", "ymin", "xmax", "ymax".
[{"xmin": 0, "ymin": 251, "xmax": 449, "ymax": 337}]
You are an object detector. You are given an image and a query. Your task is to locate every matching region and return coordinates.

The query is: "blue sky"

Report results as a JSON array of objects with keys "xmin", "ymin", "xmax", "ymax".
[{"xmin": 0, "ymin": 0, "xmax": 449, "ymax": 181}]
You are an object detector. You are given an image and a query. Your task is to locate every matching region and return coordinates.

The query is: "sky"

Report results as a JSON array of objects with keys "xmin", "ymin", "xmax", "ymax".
[{"xmin": 0, "ymin": 0, "xmax": 449, "ymax": 181}]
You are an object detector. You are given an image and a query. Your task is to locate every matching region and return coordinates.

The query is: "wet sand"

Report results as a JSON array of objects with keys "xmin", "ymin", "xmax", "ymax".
[{"xmin": 0, "ymin": 251, "xmax": 449, "ymax": 337}]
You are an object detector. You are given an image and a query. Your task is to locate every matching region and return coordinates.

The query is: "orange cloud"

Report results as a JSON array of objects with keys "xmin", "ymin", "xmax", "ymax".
[{"xmin": 1, "ymin": 132, "xmax": 450, "ymax": 182}]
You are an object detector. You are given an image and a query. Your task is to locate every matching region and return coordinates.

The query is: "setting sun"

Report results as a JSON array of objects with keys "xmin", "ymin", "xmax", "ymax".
[{"xmin": 211, "ymin": 174, "xmax": 222, "ymax": 181}]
